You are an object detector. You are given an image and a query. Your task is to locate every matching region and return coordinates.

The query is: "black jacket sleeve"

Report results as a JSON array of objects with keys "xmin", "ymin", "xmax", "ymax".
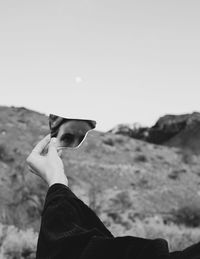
[
  {"xmin": 36, "ymin": 183, "xmax": 200, "ymax": 259},
  {"xmin": 36, "ymin": 183, "xmax": 113, "ymax": 259}
]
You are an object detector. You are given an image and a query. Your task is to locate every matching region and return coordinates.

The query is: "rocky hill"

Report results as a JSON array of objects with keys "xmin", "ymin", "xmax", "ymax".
[
  {"xmin": 109, "ymin": 112, "xmax": 200, "ymax": 153},
  {"xmin": 1, "ymin": 105, "xmax": 200, "ymax": 251}
]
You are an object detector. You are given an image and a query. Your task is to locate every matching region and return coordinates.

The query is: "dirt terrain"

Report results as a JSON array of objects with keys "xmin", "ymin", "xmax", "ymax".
[{"xmin": 0, "ymin": 105, "xmax": 200, "ymax": 251}]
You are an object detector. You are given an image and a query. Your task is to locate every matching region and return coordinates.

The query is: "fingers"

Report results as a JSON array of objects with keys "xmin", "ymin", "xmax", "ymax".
[
  {"xmin": 27, "ymin": 165, "xmax": 37, "ymax": 174},
  {"xmin": 58, "ymin": 149, "xmax": 62, "ymax": 158},
  {"xmin": 31, "ymin": 134, "xmax": 51, "ymax": 155},
  {"xmin": 48, "ymin": 137, "xmax": 58, "ymax": 156}
]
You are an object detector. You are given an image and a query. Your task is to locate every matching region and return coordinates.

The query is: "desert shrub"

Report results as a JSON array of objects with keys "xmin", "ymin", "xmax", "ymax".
[
  {"xmin": 103, "ymin": 138, "xmax": 114, "ymax": 146},
  {"xmin": 168, "ymin": 169, "xmax": 186, "ymax": 180},
  {"xmin": 0, "ymin": 223, "xmax": 37, "ymax": 259},
  {"xmin": 130, "ymin": 182, "xmax": 136, "ymax": 188},
  {"xmin": 107, "ymin": 212, "xmax": 131, "ymax": 230},
  {"xmin": 110, "ymin": 191, "xmax": 132, "ymax": 212},
  {"xmin": 84, "ymin": 141, "xmax": 97, "ymax": 153},
  {"xmin": 134, "ymin": 169, "xmax": 140, "ymax": 174},
  {"xmin": 138, "ymin": 177, "xmax": 150, "ymax": 189},
  {"xmin": 88, "ymin": 185, "xmax": 102, "ymax": 215},
  {"xmin": 106, "ymin": 216, "xmax": 200, "ymax": 251},
  {"xmin": 168, "ymin": 172, "xmax": 179, "ymax": 180},
  {"xmin": 124, "ymin": 146, "xmax": 130, "ymax": 151},
  {"xmin": 0, "ymin": 145, "xmax": 14, "ymax": 163},
  {"xmin": 180, "ymin": 150, "xmax": 194, "ymax": 164},
  {"xmin": 116, "ymin": 192, "xmax": 132, "ymax": 209},
  {"xmin": 135, "ymin": 146, "xmax": 141, "ymax": 152},
  {"xmin": 171, "ymin": 205, "xmax": 200, "ymax": 228},
  {"xmin": 114, "ymin": 135, "xmax": 125, "ymax": 144},
  {"xmin": 107, "ymin": 212, "xmax": 122, "ymax": 223},
  {"xmin": 168, "ymin": 170, "xmax": 180, "ymax": 180},
  {"xmin": 135, "ymin": 217, "xmax": 200, "ymax": 251},
  {"xmin": 128, "ymin": 211, "xmax": 145, "ymax": 222},
  {"xmin": 134, "ymin": 154, "xmax": 148, "ymax": 163}
]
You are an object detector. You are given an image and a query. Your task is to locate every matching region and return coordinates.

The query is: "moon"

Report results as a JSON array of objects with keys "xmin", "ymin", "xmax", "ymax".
[{"xmin": 75, "ymin": 76, "xmax": 83, "ymax": 84}]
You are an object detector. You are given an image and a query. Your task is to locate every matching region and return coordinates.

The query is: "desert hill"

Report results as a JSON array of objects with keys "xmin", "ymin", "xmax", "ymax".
[
  {"xmin": 0, "ymin": 105, "xmax": 200, "ymax": 252},
  {"xmin": 109, "ymin": 112, "xmax": 200, "ymax": 154}
]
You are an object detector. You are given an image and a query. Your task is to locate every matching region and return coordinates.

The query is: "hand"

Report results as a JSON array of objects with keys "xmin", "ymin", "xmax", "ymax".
[{"xmin": 26, "ymin": 134, "xmax": 68, "ymax": 187}]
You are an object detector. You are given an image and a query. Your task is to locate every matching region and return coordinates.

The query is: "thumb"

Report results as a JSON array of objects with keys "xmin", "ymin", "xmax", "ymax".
[
  {"xmin": 48, "ymin": 138, "xmax": 58, "ymax": 155},
  {"xmin": 58, "ymin": 149, "xmax": 63, "ymax": 158}
]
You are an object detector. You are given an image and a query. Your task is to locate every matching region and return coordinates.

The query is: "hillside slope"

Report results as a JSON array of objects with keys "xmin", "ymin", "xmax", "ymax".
[
  {"xmin": 0, "ymin": 105, "xmax": 200, "ymax": 237},
  {"xmin": 109, "ymin": 112, "xmax": 200, "ymax": 154}
]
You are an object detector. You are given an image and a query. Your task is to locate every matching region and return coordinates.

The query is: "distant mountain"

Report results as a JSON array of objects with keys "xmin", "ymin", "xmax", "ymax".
[
  {"xmin": 1, "ymin": 105, "xmax": 200, "ymax": 237},
  {"xmin": 109, "ymin": 112, "xmax": 200, "ymax": 153},
  {"xmin": 163, "ymin": 113, "xmax": 200, "ymax": 153}
]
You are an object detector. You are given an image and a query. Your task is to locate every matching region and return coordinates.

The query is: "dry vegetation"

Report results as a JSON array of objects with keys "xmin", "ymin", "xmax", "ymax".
[{"xmin": 0, "ymin": 106, "xmax": 200, "ymax": 258}]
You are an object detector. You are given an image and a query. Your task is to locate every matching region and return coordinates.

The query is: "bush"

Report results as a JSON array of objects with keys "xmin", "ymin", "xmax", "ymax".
[
  {"xmin": 171, "ymin": 206, "xmax": 200, "ymax": 228},
  {"xmin": 138, "ymin": 177, "xmax": 150, "ymax": 188},
  {"xmin": 105, "ymin": 215, "xmax": 200, "ymax": 252},
  {"xmin": 0, "ymin": 223, "xmax": 37, "ymax": 259},
  {"xmin": 107, "ymin": 212, "xmax": 131, "ymax": 230},
  {"xmin": 103, "ymin": 138, "xmax": 115, "ymax": 146},
  {"xmin": 180, "ymin": 150, "xmax": 194, "ymax": 164},
  {"xmin": 168, "ymin": 169, "xmax": 186, "ymax": 180},
  {"xmin": 114, "ymin": 135, "xmax": 125, "ymax": 144},
  {"xmin": 0, "ymin": 145, "xmax": 14, "ymax": 163},
  {"xmin": 135, "ymin": 146, "xmax": 141, "ymax": 152},
  {"xmin": 110, "ymin": 191, "xmax": 132, "ymax": 212},
  {"xmin": 134, "ymin": 154, "xmax": 148, "ymax": 163}
]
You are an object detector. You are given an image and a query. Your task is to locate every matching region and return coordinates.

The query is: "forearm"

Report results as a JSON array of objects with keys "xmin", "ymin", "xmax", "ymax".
[
  {"xmin": 36, "ymin": 183, "xmax": 113, "ymax": 259},
  {"xmin": 36, "ymin": 184, "xmax": 83, "ymax": 258},
  {"xmin": 40, "ymin": 183, "xmax": 113, "ymax": 236},
  {"xmin": 47, "ymin": 173, "xmax": 69, "ymax": 188}
]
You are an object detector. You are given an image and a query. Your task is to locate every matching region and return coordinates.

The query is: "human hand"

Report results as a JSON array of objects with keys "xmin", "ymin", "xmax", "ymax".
[{"xmin": 26, "ymin": 134, "xmax": 68, "ymax": 187}]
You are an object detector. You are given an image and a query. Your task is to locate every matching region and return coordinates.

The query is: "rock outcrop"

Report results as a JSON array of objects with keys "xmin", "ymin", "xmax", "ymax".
[{"xmin": 109, "ymin": 112, "xmax": 200, "ymax": 153}]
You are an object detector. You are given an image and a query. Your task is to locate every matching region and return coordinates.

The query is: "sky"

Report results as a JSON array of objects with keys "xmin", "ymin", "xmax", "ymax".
[{"xmin": 1, "ymin": 0, "xmax": 200, "ymax": 131}]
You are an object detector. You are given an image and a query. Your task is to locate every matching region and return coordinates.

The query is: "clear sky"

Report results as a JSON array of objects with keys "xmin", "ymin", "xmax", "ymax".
[{"xmin": 1, "ymin": 0, "xmax": 200, "ymax": 131}]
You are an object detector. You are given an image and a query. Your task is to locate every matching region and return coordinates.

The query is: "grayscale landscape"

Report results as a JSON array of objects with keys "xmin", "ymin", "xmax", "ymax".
[{"xmin": 1, "ymin": 105, "xmax": 200, "ymax": 258}]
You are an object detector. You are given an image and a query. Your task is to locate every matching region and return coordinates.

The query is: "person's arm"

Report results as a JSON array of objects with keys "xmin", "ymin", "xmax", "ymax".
[
  {"xmin": 169, "ymin": 241, "xmax": 200, "ymax": 259},
  {"xmin": 26, "ymin": 135, "xmax": 113, "ymax": 259},
  {"xmin": 41, "ymin": 183, "xmax": 113, "ymax": 236},
  {"xmin": 36, "ymin": 183, "xmax": 113, "ymax": 259}
]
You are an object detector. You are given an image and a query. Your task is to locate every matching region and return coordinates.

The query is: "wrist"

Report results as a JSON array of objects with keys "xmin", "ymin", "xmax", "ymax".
[{"xmin": 47, "ymin": 174, "xmax": 68, "ymax": 187}]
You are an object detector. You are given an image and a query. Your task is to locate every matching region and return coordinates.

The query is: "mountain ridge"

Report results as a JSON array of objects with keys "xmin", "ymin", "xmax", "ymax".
[{"xmin": 109, "ymin": 111, "xmax": 200, "ymax": 153}]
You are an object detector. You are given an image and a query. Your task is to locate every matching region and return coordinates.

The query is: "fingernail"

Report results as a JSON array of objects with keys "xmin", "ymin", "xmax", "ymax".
[{"xmin": 51, "ymin": 138, "xmax": 57, "ymax": 143}]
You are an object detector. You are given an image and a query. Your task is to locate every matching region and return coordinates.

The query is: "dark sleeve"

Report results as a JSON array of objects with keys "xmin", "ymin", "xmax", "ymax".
[
  {"xmin": 36, "ymin": 183, "xmax": 113, "ymax": 259},
  {"xmin": 170, "ymin": 241, "xmax": 200, "ymax": 259}
]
